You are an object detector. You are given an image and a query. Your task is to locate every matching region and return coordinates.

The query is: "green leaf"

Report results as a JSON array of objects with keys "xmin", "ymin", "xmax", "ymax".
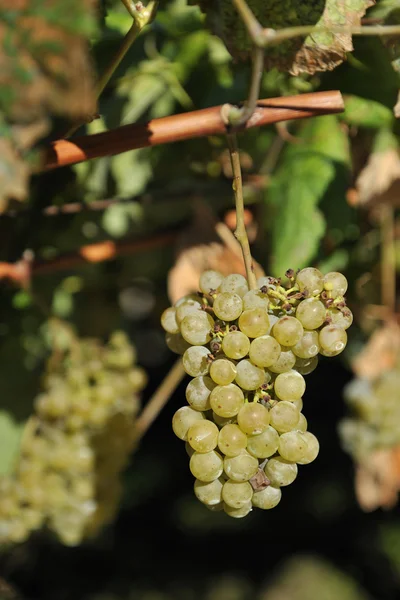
[
  {"xmin": 267, "ymin": 115, "xmax": 350, "ymax": 276},
  {"xmin": 341, "ymin": 95, "xmax": 394, "ymax": 128},
  {"xmin": 0, "ymin": 410, "xmax": 24, "ymax": 476}
]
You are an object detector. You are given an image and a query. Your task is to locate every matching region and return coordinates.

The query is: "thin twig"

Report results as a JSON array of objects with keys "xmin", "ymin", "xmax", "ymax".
[
  {"xmin": 380, "ymin": 205, "xmax": 396, "ymax": 314},
  {"xmin": 226, "ymin": 133, "xmax": 257, "ymax": 290},
  {"xmin": 43, "ymin": 91, "xmax": 344, "ymax": 171},
  {"xmin": 227, "ymin": 46, "xmax": 264, "ymax": 127},
  {"xmin": 133, "ymin": 358, "xmax": 186, "ymax": 441}
]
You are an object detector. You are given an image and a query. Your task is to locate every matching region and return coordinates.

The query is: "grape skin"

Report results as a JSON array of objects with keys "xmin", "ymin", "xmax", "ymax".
[
  {"xmin": 274, "ymin": 370, "xmax": 306, "ymax": 401},
  {"xmin": 238, "ymin": 308, "xmax": 270, "ymax": 338},
  {"xmin": 199, "ymin": 270, "xmax": 224, "ymax": 294},
  {"xmin": 223, "ymin": 451, "xmax": 259, "ymax": 482},
  {"xmin": 319, "ymin": 325, "xmax": 347, "ymax": 356},
  {"xmin": 180, "ymin": 312, "xmax": 214, "ymax": 346},
  {"xmin": 172, "ymin": 406, "xmax": 205, "ymax": 441},
  {"xmin": 235, "ymin": 359, "xmax": 265, "ymax": 391},
  {"xmin": 252, "ymin": 485, "xmax": 281, "ymax": 509},
  {"xmin": 218, "ymin": 424, "xmax": 247, "ymax": 457},
  {"xmin": 189, "ymin": 450, "xmax": 224, "ymax": 482},
  {"xmin": 222, "ymin": 331, "xmax": 251, "ymax": 360},
  {"xmin": 187, "ymin": 420, "xmax": 219, "ymax": 453},
  {"xmin": 210, "ymin": 384, "xmax": 245, "ymax": 418},
  {"xmin": 222, "ymin": 480, "xmax": 253, "ymax": 508},
  {"xmin": 194, "ymin": 477, "xmax": 224, "ymax": 505},
  {"xmin": 210, "ymin": 358, "xmax": 237, "ymax": 386},
  {"xmin": 295, "ymin": 298, "xmax": 326, "ymax": 330},
  {"xmin": 237, "ymin": 402, "xmax": 270, "ymax": 435},
  {"xmin": 246, "ymin": 426, "xmax": 280, "ymax": 459},
  {"xmin": 272, "ymin": 316, "xmax": 303, "ymax": 347},
  {"xmin": 249, "ymin": 335, "xmax": 281, "ymax": 368},
  {"xmin": 182, "ymin": 346, "xmax": 210, "ymax": 377},
  {"xmin": 264, "ymin": 457, "xmax": 298, "ymax": 487},
  {"xmin": 213, "ymin": 292, "xmax": 243, "ymax": 321}
]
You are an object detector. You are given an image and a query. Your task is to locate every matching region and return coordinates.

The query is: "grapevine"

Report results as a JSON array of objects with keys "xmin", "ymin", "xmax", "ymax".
[
  {"xmin": 0, "ymin": 328, "xmax": 147, "ymax": 547},
  {"xmin": 161, "ymin": 267, "xmax": 352, "ymax": 517}
]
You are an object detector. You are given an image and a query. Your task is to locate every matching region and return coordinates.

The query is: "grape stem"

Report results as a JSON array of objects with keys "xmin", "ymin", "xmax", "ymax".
[
  {"xmin": 133, "ymin": 358, "xmax": 186, "ymax": 441},
  {"xmin": 226, "ymin": 133, "xmax": 258, "ymax": 291}
]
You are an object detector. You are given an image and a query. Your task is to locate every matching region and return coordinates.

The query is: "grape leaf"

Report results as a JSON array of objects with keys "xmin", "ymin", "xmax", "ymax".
[
  {"xmin": 267, "ymin": 115, "xmax": 350, "ymax": 276},
  {"xmin": 192, "ymin": 0, "xmax": 374, "ymax": 74},
  {"xmin": 0, "ymin": 0, "xmax": 98, "ymax": 212}
]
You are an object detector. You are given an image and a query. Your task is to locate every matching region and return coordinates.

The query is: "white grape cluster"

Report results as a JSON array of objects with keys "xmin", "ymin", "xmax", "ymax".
[
  {"xmin": 0, "ymin": 331, "xmax": 147, "ymax": 547},
  {"xmin": 161, "ymin": 268, "xmax": 351, "ymax": 517},
  {"xmin": 339, "ymin": 365, "xmax": 400, "ymax": 460}
]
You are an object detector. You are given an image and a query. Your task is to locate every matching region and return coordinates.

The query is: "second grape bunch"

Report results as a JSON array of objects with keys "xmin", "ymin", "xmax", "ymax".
[{"xmin": 161, "ymin": 268, "xmax": 351, "ymax": 517}]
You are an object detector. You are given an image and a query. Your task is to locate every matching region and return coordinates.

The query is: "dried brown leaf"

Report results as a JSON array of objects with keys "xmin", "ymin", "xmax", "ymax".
[
  {"xmin": 355, "ymin": 446, "xmax": 400, "ymax": 511},
  {"xmin": 355, "ymin": 148, "xmax": 400, "ymax": 208},
  {"xmin": 352, "ymin": 323, "xmax": 400, "ymax": 380}
]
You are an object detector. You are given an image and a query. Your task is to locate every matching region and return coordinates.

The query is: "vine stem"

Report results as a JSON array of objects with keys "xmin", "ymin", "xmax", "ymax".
[
  {"xmin": 227, "ymin": 46, "xmax": 264, "ymax": 127},
  {"xmin": 226, "ymin": 133, "xmax": 257, "ymax": 290},
  {"xmin": 133, "ymin": 358, "xmax": 186, "ymax": 441}
]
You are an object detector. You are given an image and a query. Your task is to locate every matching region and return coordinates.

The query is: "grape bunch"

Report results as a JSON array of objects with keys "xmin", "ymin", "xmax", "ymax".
[
  {"xmin": 161, "ymin": 268, "xmax": 351, "ymax": 517},
  {"xmin": 0, "ymin": 331, "xmax": 147, "ymax": 547},
  {"xmin": 339, "ymin": 364, "xmax": 400, "ymax": 461}
]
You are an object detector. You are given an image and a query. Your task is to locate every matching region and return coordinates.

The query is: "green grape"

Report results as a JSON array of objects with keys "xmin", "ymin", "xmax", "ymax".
[
  {"xmin": 222, "ymin": 480, "xmax": 253, "ymax": 508},
  {"xmin": 249, "ymin": 335, "xmax": 281, "ymax": 367},
  {"xmin": 323, "ymin": 271, "xmax": 348, "ymax": 297},
  {"xmin": 269, "ymin": 348, "xmax": 296, "ymax": 373},
  {"xmin": 238, "ymin": 308, "xmax": 270, "ymax": 338},
  {"xmin": 199, "ymin": 270, "xmax": 224, "ymax": 294},
  {"xmin": 185, "ymin": 441, "xmax": 195, "ymax": 457},
  {"xmin": 218, "ymin": 424, "xmax": 247, "ymax": 457},
  {"xmin": 319, "ymin": 325, "xmax": 347, "ymax": 356},
  {"xmin": 246, "ymin": 426, "xmax": 279, "ymax": 458},
  {"xmin": 237, "ymin": 402, "xmax": 270, "ymax": 435},
  {"xmin": 223, "ymin": 451, "xmax": 259, "ymax": 482},
  {"xmin": 293, "ymin": 397, "xmax": 303, "ymax": 411},
  {"xmin": 220, "ymin": 274, "xmax": 249, "ymax": 297},
  {"xmin": 223, "ymin": 502, "xmax": 252, "ymax": 518},
  {"xmin": 242, "ymin": 289, "xmax": 269, "ymax": 311},
  {"xmin": 294, "ymin": 355, "xmax": 318, "ymax": 375},
  {"xmin": 165, "ymin": 332, "xmax": 191, "ymax": 355},
  {"xmin": 189, "ymin": 450, "xmax": 224, "ymax": 482},
  {"xmin": 172, "ymin": 406, "xmax": 205, "ymax": 440},
  {"xmin": 257, "ymin": 276, "xmax": 273, "ymax": 288},
  {"xmin": 222, "ymin": 331, "xmax": 250, "ymax": 360},
  {"xmin": 210, "ymin": 358, "xmax": 237, "ymax": 385},
  {"xmin": 274, "ymin": 370, "xmax": 306, "ymax": 401},
  {"xmin": 278, "ymin": 430, "xmax": 309, "ymax": 462},
  {"xmin": 271, "ymin": 316, "xmax": 303, "ymax": 347},
  {"xmin": 213, "ymin": 292, "xmax": 243, "ymax": 321},
  {"xmin": 264, "ymin": 457, "xmax": 298, "ymax": 486},
  {"xmin": 296, "ymin": 431, "xmax": 319, "ymax": 464},
  {"xmin": 295, "ymin": 298, "xmax": 326, "ymax": 330},
  {"xmin": 327, "ymin": 307, "xmax": 353, "ymax": 330},
  {"xmin": 185, "ymin": 375, "xmax": 215, "ymax": 411},
  {"xmin": 161, "ymin": 307, "xmax": 180, "ymax": 334},
  {"xmin": 292, "ymin": 330, "xmax": 320, "ymax": 359},
  {"xmin": 176, "ymin": 297, "xmax": 203, "ymax": 323},
  {"xmin": 235, "ymin": 359, "xmax": 265, "ymax": 391},
  {"xmin": 180, "ymin": 312, "xmax": 214, "ymax": 346},
  {"xmin": 194, "ymin": 477, "xmax": 224, "ymax": 505},
  {"xmin": 187, "ymin": 420, "xmax": 219, "ymax": 453},
  {"xmin": 296, "ymin": 412, "xmax": 308, "ymax": 432},
  {"xmin": 212, "ymin": 412, "xmax": 236, "ymax": 428},
  {"xmin": 295, "ymin": 267, "xmax": 324, "ymax": 296},
  {"xmin": 183, "ymin": 346, "xmax": 210, "ymax": 377},
  {"xmin": 270, "ymin": 401, "xmax": 300, "ymax": 433},
  {"xmin": 210, "ymin": 384, "xmax": 245, "ymax": 418},
  {"xmin": 252, "ymin": 485, "xmax": 281, "ymax": 509}
]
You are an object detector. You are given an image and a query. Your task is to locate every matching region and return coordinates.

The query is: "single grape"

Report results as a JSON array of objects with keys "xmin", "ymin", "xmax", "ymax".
[
  {"xmin": 213, "ymin": 292, "xmax": 243, "ymax": 321},
  {"xmin": 160, "ymin": 307, "xmax": 179, "ymax": 334},
  {"xmin": 238, "ymin": 308, "xmax": 270, "ymax": 338},
  {"xmin": 218, "ymin": 424, "xmax": 247, "ymax": 457},
  {"xmin": 296, "ymin": 413, "xmax": 308, "ymax": 432},
  {"xmin": 220, "ymin": 274, "xmax": 249, "ymax": 297},
  {"xmin": 295, "ymin": 267, "xmax": 324, "ymax": 296},
  {"xmin": 222, "ymin": 331, "xmax": 250, "ymax": 360},
  {"xmin": 251, "ymin": 485, "xmax": 281, "ymax": 509},
  {"xmin": 235, "ymin": 359, "xmax": 265, "ymax": 391},
  {"xmin": 172, "ymin": 406, "xmax": 205, "ymax": 440},
  {"xmin": 278, "ymin": 431, "xmax": 309, "ymax": 462},
  {"xmin": 186, "ymin": 375, "xmax": 215, "ymax": 411},
  {"xmin": 319, "ymin": 325, "xmax": 347, "ymax": 356},
  {"xmin": 210, "ymin": 358, "xmax": 237, "ymax": 386},
  {"xmin": 249, "ymin": 335, "xmax": 281, "ymax": 368},
  {"xmin": 189, "ymin": 450, "xmax": 224, "ymax": 482},
  {"xmin": 274, "ymin": 370, "xmax": 306, "ymax": 401},
  {"xmin": 199, "ymin": 270, "xmax": 224, "ymax": 294},
  {"xmin": 222, "ymin": 480, "xmax": 253, "ymax": 508},
  {"xmin": 187, "ymin": 420, "xmax": 219, "ymax": 453},
  {"xmin": 323, "ymin": 271, "xmax": 348, "ymax": 298},
  {"xmin": 295, "ymin": 298, "xmax": 326, "ymax": 330},
  {"xmin": 182, "ymin": 346, "xmax": 210, "ymax": 377},
  {"xmin": 180, "ymin": 312, "xmax": 214, "ymax": 346},
  {"xmin": 210, "ymin": 384, "xmax": 245, "ymax": 418},
  {"xmin": 294, "ymin": 356, "xmax": 318, "ymax": 376},
  {"xmin": 237, "ymin": 402, "xmax": 270, "ymax": 435},
  {"xmin": 269, "ymin": 348, "xmax": 296, "ymax": 373},
  {"xmin": 223, "ymin": 451, "xmax": 259, "ymax": 482},
  {"xmin": 176, "ymin": 297, "xmax": 203, "ymax": 323},
  {"xmin": 242, "ymin": 290, "xmax": 269, "ymax": 311},
  {"xmin": 246, "ymin": 426, "xmax": 279, "ymax": 458},
  {"xmin": 296, "ymin": 431, "xmax": 319, "ymax": 464},
  {"xmin": 292, "ymin": 397, "xmax": 303, "ymax": 411},
  {"xmin": 327, "ymin": 308, "xmax": 353, "ymax": 330},
  {"xmin": 292, "ymin": 330, "xmax": 320, "ymax": 359},
  {"xmin": 165, "ymin": 332, "xmax": 190, "ymax": 355},
  {"xmin": 270, "ymin": 401, "xmax": 300, "ymax": 433},
  {"xmin": 264, "ymin": 457, "xmax": 298, "ymax": 487},
  {"xmin": 272, "ymin": 316, "xmax": 303, "ymax": 347},
  {"xmin": 223, "ymin": 501, "xmax": 252, "ymax": 518},
  {"xmin": 194, "ymin": 477, "xmax": 224, "ymax": 505}
]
